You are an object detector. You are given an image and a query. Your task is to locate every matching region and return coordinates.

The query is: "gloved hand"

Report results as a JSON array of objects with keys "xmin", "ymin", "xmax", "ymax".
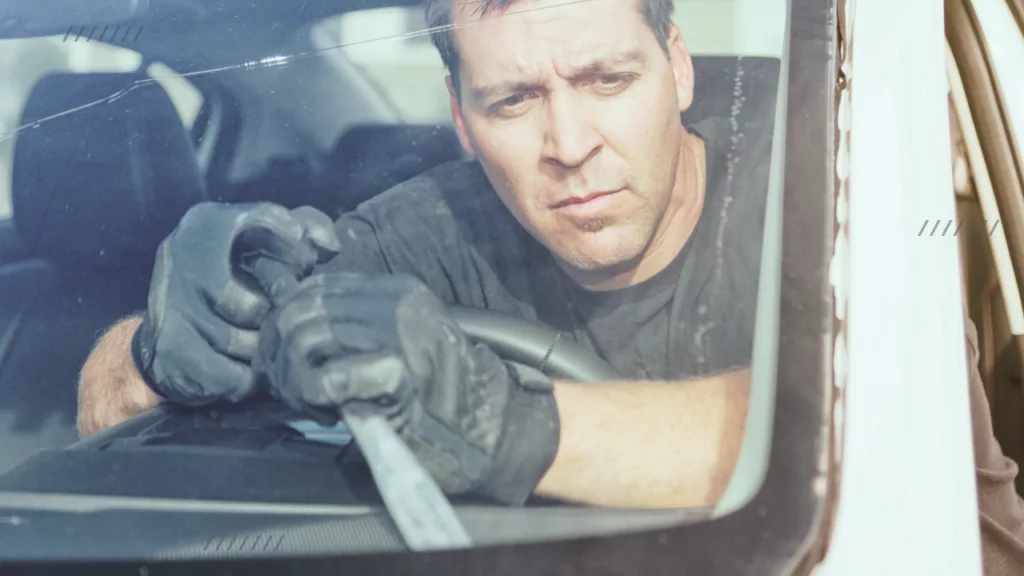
[
  {"xmin": 132, "ymin": 202, "xmax": 341, "ymax": 406},
  {"xmin": 253, "ymin": 273, "xmax": 561, "ymax": 506}
]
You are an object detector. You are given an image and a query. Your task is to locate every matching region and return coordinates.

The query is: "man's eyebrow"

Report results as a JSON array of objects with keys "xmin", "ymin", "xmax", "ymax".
[
  {"xmin": 566, "ymin": 50, "xmax": 648, "ymax": 75},
  {"xmin": 470, "ymin": 80, "xmax": 540, "ymax": 104},
  {"xmin": 469, "ymin": 51, "xmax": 648, "ymax": 103}
]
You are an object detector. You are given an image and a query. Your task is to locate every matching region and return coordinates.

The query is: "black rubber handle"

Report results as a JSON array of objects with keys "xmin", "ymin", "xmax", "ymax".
[{"xmin": 446, "ymin": 307, "xmax": 619, "ymax": 383}]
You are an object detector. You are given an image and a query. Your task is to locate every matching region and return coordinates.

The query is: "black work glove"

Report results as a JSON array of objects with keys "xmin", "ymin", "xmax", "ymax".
[
  {"xmin": 253, "ymin": 273, "xmax": 561, "ymax": 506},
  {"xmin": 132, "ymin": 203, "xmax": 341, "ymax": 405}
]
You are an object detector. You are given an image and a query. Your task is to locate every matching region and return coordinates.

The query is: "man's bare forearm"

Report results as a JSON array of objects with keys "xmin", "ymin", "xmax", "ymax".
[
  {"xmin": 77, "ymin": 315, "xmax": 162, "ymax": 438},
  {"xmin": 535, "ymin": 367, "xmax": 750, "ymax": 508}
]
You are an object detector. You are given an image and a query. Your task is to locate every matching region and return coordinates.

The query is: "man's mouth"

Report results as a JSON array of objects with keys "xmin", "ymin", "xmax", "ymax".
[{"xmin": 552, "ymin": 189, "xmax": 624, "ymax": 213}]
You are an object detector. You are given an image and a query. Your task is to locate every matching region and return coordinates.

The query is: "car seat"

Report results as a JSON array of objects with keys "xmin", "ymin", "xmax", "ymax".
[{"xmin": 0, "ymin": 72, "xmax": 207, "ymax": 474}]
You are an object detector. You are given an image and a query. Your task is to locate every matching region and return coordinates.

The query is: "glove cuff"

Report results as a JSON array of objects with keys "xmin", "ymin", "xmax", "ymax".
[
  {"xmin": 475, "ymin": 363, "xmax": 560, "ymax": 506},
  {"xmin": 130, "ymin": 316, "xmax": 166, "ymax": 400}
]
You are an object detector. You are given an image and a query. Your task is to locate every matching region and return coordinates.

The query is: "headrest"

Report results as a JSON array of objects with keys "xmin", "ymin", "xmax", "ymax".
[
  {"xmin": 11, "ymin": 72, "xmax": 206, "ymax": 270},
  {"xmin": 683, "ymin": 56, "xmax": 781, "ymax": 126},
  {"xmin": 325, "ymin": 123, "xmax": 465, "ymax": 213}
]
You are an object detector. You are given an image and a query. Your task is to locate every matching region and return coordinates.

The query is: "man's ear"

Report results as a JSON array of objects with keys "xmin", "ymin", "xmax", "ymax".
[
  {"xmin": 666, "ymin": 25, "xmax": 695, "ymax": 113},
  {"xmin": 447, "ymin": 75, "xmax": 477, "ymax": 156}
]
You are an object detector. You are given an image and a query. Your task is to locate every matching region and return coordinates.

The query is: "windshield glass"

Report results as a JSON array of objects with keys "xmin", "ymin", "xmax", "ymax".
[{"xmin": 0, "ymin": 0, "xmax": 791, "ymax": 561}]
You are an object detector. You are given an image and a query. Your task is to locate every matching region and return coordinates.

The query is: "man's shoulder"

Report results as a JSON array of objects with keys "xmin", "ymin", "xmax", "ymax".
[
  {"xmin": 689, "ymin": 112, "xmax": 772, "ymax": 245},
  {"xmin": 357, "ymin": 158, "xmax": 498, "ymax": 215},
  {"xmin": 351, "ymin": 158, "xmax": 526, "ymax": 249},
  {"xmin": 669, "ymin": 112, "xmax": 773, "ymax": 374},
  {"xmin": 331, "ymin": 158, "xmax": 540, "ymax": 311}
]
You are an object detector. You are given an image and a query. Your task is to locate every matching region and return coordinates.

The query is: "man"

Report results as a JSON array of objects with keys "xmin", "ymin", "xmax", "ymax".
[
  {"xmin": 966, "ymin": 318, "xmax": 1024, "ymax": 575},
  {"xmin": 78, "ymin": 0, "xmax": 761, "ymax": 509}
]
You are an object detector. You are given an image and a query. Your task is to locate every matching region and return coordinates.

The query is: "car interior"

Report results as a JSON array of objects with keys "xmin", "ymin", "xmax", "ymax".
[
  {"xmin": 948, "ymin": 2, "xmax": 1024, "ymax": 497},
  {"xmin": 0, "ymin": 0, "xmax": 789, "ymax": 558}
]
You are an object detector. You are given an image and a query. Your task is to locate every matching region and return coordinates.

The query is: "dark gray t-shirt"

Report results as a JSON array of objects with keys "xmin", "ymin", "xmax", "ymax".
[{"xmin": 317, "ymin": 116, "xmax": 770, "ymax": 381}]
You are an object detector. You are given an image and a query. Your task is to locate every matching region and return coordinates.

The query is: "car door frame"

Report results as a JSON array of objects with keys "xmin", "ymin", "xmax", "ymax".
[{"xmin": 811, "ymin": 0, "xmax": 984, "ymax": 574}]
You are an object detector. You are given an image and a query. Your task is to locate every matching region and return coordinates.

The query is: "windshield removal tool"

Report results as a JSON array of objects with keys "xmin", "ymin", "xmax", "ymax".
[{"xmin": 341, "ymin": 402, "xmax": 472, "ymax": 550}]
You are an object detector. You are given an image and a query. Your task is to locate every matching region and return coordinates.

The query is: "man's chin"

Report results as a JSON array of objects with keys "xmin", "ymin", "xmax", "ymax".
[{"xmin": 555, "ymin": 237, "xmax": 647, "ymax": 274}]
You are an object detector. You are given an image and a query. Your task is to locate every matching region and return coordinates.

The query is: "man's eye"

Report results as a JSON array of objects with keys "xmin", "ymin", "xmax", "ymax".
[
  {"xmin": 492, "ymin": 93, "xmax": 533, "ymax": 116},
  {"xmin": 588, "ymin": 74, "xmax": 633, "ymax": 94}
]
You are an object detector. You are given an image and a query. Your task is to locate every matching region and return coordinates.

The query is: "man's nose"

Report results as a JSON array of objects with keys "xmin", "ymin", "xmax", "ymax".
[{"xmin": 542, "ymin": 92, "xmax": 601, "ymax": 169}]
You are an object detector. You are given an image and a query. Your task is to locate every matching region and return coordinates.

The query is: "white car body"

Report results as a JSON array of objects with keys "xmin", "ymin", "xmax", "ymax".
[{"xmin": 812, "ymin": 0, "xmax": 1024, "ymax": 574}]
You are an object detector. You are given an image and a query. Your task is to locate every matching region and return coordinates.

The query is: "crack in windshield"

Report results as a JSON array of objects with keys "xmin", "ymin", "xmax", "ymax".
[
  {"xmin": 0, "ymin": 30, "xmax": 428, "ymax": 145},
  {"xmin": 0, "ymin": 0, "xmax": 605, "ymax": 146}
]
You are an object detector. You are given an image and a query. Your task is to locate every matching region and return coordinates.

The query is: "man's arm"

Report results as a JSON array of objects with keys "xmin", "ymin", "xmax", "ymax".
[
  {"xmin": 76, "ymin": 316, "xmax": 162, "ymax": 438},
  {"xmin": 965, "ymin": 317, "xmax": 1024, "ymax": 574},
  {"xmin": 79, "ymin": 309, "xmax": 750, "ymax": 508},
  {"xmin": 536, "ymin": 368, "xmax": 750, "ymax": 509}
]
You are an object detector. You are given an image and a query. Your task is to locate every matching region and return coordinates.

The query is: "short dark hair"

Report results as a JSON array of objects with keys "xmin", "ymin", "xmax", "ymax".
[{"xmin": 425, "ymin": 0, "xmax": 676, "ymax": 97}]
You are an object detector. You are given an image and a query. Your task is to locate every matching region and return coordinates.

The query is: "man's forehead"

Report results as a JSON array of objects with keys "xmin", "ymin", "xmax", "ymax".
[
  {"xmin": 449, "ymin": 0, "xmax": 650, "ymax": 67},
  {"xmin": 450, "ymin": 0, "xmax": 644, "ymax": 26},
  {"xmin": 450, "ymin": 0, "xmax": 652, "ymax": 85},
  {"xmin": 450, "ymin": 0, "xmax": 541, "ymax": 23}
]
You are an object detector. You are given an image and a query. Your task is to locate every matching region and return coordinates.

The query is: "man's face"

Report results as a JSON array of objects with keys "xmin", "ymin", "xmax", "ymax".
[{"xmin": 448, "ymin": 0, "xmax": 694, "ymax": 272}]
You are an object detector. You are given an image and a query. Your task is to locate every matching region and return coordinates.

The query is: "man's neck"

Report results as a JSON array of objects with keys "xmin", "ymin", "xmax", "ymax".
[{"xmin": 565, "ymin": 129, "xmax": 707, "ymax": 292}]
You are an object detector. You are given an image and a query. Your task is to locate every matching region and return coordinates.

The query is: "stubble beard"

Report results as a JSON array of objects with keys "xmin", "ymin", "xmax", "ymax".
[
  {"xmin": 576, "ymin": 218, "xmax": 606, "ymax": 233},
  {"xmin": 560, "ymin": 218, "xmax": 652, "ymax": 272}
]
